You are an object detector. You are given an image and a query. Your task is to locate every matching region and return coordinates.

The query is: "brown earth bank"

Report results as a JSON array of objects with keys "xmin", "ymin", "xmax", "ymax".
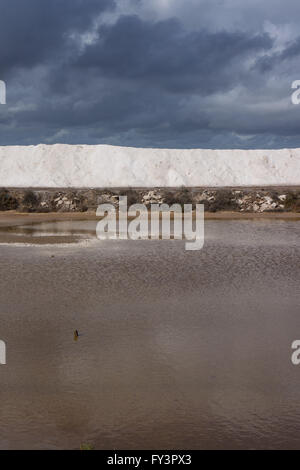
[
  {"xmin": 0, "ymin": 210, "xmax": 300, "ymax": 226},
  {"xmin": 0, "ymin": 187, "xmax": 300, "ymax": 213}
]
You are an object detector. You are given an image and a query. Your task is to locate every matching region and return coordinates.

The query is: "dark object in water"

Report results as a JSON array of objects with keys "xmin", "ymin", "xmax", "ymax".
[{"xmin": 74, "ymin": 330, "xmax": 79, "ymax": 341}]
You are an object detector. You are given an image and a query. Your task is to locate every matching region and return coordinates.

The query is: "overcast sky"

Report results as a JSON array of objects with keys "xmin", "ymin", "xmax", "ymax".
[{"xmin": 1, "ymin": 0, "xmax": 300, "ymax": 148}]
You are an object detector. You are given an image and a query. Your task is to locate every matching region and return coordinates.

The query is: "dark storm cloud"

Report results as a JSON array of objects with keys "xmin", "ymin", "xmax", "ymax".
[
  {"xmin": 0, "ymin": 0, "xmax": 114, "ymax": 73},
  {"xmin": 1, "ymin": 0, "xmax": 300, "ymax": 148},
  {"xmin": 76, "ymin": 15, "xmax": 273, "ymax": 94}
]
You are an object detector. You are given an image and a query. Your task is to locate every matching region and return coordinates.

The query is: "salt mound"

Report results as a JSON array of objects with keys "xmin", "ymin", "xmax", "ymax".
[{"xmin": 0, "ymin": 144, "xmax": 299, "ymax": 187}]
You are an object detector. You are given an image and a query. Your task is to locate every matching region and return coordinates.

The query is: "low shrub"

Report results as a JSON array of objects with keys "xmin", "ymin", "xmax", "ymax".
[
  {"xmin": 122, "ymin": 189, "xmax": 140, "ymax": 206},
  {"xmin": 163, "ymin": 187, "xmax": 192, "ymax": 208},
  {"xmin": 0, "ymin": 189, "xmax": 18, "ymax": 211},
  {"xmin": 208, "ymin": 190, "xmax": 238, "ymax": 212},
  {"xmin": 21, "ymin": 190, "xmax": 39, "ymax": 212},
  {"xmin": 285, "ymin": 192, "xmax": 300, "ymax": 212}
]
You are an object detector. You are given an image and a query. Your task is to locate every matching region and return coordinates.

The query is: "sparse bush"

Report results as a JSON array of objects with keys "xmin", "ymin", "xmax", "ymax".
[
  {"xmin": 207, "ymin": 190, "xmax": 238, "ymax": 212},
  {"xmin": 285, "ymin": 192, "xmax": 300, "ymax": 212},
  {"xmin": 21, "ymin": 190, "xmax": 39, "ymax": 212},
  {"xmin": 122, "ymin": 189, "xmax": 140, "ymax": 206},
  {"xmin": 0, "ymin": 189, "xmax": 18, "ymax": 211},
  {"xmin": 163, "ymin": 187, "xmax": 192, "ymax": 208}
]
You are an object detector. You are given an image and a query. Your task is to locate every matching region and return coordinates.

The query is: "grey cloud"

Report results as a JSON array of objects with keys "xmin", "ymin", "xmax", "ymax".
[{"xmin": 0, "ymin": 0, "xmax": 115, "ymax": 73}]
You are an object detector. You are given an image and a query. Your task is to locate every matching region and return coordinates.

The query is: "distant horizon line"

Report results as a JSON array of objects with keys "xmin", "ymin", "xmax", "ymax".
[{"xmin": 0, "ymin": 143, "xmax": 300, "ymax": 151}]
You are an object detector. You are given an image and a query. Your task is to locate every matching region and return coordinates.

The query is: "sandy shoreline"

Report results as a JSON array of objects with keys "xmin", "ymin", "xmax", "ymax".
[{"xmin": 0, "ymin": 210, "xmax": 300, "ymax": 225}]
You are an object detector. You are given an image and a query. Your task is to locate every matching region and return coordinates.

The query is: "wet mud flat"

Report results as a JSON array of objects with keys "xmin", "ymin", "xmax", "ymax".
[
  {"xmin": 0, "ymin": 210, "xmax": 299, "ymax": 245},
  {"xmin": 0, "ymin": 216, "xmax": 299, "ymax": 449}
]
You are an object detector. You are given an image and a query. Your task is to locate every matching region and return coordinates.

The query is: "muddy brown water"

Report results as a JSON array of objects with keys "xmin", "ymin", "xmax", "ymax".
[{"xmin": 0, "ymin": 219, "xmax": 299, "ymax": 449}]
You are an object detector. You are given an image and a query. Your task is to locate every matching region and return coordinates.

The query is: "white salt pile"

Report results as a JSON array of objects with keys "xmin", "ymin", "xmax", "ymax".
[{"xmin": 0, "ymin": 144, "xmax": 299, "ymax": 187}]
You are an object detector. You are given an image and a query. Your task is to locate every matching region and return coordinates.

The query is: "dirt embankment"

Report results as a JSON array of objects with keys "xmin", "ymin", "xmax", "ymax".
[{"xmin": 0, "ymin": 187, "xmax": 300, "ymax": 213}]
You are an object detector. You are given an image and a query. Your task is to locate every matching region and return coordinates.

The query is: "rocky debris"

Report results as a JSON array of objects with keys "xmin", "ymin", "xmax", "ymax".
[
  {"xmin": 0, "ymin": 187, "xmax": 299, "ymax": 213},
  {"xmin": 97, "ymin": 192, "xmax": 120, "ymax": 207},
  {"xmin": 192, "ymin": 189, "xmax": 287, "ymax": 212},
  {"xmin": 194, "ymin": 190, "xmax": 238, "ymax": 212},
  {"xmin": 50, "ymin": 192, "xmax": 88, "ymax": 212},
  {"xmin": 142, "ymin": 190, "xmax": 164, "ymax": 206},
  {"xmin": 232, "ymin": 191, "xmax": 284, "ymax": 212},
  {"xmin": 194, "ymin": 190, "xmax": 216, "ymax": 203}
]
